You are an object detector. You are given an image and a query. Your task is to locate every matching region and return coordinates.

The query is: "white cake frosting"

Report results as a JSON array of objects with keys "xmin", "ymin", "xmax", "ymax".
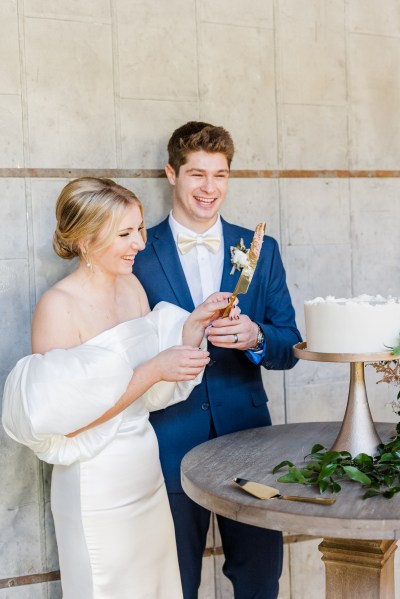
[{"xmin": 304, "ymin": 294, "xmax": 400, "ymax": 353}]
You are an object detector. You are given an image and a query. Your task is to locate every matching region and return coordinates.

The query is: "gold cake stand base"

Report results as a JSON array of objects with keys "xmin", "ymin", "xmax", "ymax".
[{"xmin": 293, "ymin": 342, "xmax": 399, "ymax": 456}]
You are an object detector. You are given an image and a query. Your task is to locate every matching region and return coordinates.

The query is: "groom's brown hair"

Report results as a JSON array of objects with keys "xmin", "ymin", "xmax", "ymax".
[{"xmin": 167, "ymin": 121, "xmax": 234, "ymax": 174}]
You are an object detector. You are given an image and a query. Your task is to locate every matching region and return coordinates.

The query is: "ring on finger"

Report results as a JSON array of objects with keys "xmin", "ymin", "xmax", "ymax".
[{"xmin": 233, "ymin": 333, "xmax": 239, "ymax": 344}]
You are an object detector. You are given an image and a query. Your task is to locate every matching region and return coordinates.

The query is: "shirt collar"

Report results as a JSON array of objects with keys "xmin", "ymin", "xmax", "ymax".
[{"xmin": 168, "ymin": 211, "xmax": 222, "ymax": 243}]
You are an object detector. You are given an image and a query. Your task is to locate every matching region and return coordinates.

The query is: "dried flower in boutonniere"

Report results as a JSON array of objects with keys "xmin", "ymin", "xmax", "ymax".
[{"xmin": 230, "ymin": 239, "xmax": 249, "ymax": 275}]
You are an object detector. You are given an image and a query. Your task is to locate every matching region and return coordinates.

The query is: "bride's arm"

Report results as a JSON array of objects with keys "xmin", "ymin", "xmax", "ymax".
[{"xmin": 66, "ymin": 344, "xmax": 209, "ymax": 437}]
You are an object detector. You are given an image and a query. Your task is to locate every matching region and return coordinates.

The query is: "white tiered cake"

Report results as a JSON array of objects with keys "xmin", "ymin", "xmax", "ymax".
[{"xmin": 304, "ymin": 295, "xmax": 400, "ymax": 354}]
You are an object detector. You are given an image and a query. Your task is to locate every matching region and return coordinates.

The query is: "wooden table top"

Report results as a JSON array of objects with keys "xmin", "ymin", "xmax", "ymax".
[{"xmin": 181, "ymin": 422, "xmax": 400, "ymax": 540}]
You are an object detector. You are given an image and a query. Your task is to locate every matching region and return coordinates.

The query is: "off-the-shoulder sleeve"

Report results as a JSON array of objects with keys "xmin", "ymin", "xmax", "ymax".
[
  {"xmin": 2, "ymin": 345, "xmax": 133, "ymax": 465},
  {"xmin": 139, "ymin": 302, "xmax": 206, "ymax": 412}
]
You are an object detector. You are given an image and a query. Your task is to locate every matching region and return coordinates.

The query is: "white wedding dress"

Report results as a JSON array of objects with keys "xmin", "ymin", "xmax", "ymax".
[{"xmin": 2, "ymin": 302, "xmax": 204, "ymax": 599}]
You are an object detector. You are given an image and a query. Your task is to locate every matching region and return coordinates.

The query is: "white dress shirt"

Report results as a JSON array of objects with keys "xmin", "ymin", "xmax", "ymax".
[{"xmin": 168, "ymin": 212, "xmax": 224, "ymax": 307}]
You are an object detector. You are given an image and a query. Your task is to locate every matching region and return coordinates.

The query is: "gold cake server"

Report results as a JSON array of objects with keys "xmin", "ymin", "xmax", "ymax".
[
  {"xmin": 221, "ymin": 222, "xmax": 266, "ymax": 318},
  {"xmin": 233, "ymin": 478, "xmax": 336, "ymax": 505}
]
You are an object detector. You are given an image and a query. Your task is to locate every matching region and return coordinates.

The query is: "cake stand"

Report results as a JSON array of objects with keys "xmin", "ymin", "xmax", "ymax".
[{"xmin": 293, "ymin": 342, "xmax": 399, "ymax": 456}]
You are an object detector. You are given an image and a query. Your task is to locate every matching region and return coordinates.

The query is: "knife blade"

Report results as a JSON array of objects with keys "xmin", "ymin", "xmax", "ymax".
[
  {"xmin": 233, "ymin": 478, "xmax": 336, "ymax": 505},
  {"xmin": 221, "ymin": 222, "xmax": 266, "ymax": 318}
]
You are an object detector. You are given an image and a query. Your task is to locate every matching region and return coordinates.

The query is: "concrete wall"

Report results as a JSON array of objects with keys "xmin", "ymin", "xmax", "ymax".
[{"xmin": 1, "ymin": 1, "xmax": 400, "ymax": 597}]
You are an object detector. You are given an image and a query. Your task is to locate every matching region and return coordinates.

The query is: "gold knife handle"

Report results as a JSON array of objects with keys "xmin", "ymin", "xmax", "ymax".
[
  {"xmin": 280, "ymin": 495, "xmax": 335, "ymax": 505},
  {"xmin": 220, "ymin": 293, "xmax": 238, "ymax": 318}
]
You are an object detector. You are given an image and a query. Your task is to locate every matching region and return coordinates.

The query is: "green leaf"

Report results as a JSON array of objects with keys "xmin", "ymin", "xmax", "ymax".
[
  {"xmin": 391, "ymin": 345, "xmax": 400, "ymax": 356},
  {"xmin": 305, "ymin": 451, "xmax": 325, "ymax": 462},
  {"xmin": 272, "ymin": 460, "xmax": 294, "ymax": 474},
  {"xmin": 300, "ymin": 468, "xmax": 317, "ymax": 479},
  {"xmin": 288, "ymin": 467, "xmax": 308, "ymax": 484},
  {"xmin": 354, "ymin": 453, "xmax": 373, "ymax": 467},
  {"xmin": 341, "ymin": 466, "xmax": 371, "ymax": 485},
  {"xmin": 339, "ymin": 451, "xmax": 352, "ymax": 458},
  {"xmin": 319, "ymin": 479, "xmax": 329, "ymax": 493},
  {"xmin": 318, "ymin": 464, "xmax": 338, "ymax": 480},
  {"xmin": 362, "ymin": 489, "xmax": 382, "ymax": 500},
  {"xmin": 382, "ymin": 487, "xmax": 400, "ymax": 499},
  {"xmin": 370, "ymin": 480, "xmax": 381, "ymax": 490},
  {"xmin": 384, "ymin": 474, "xmax": 395, "ymax": 487},
  {"xmin": 382, "ymin": 439, "xmax": 400, "ymax": 454},
  {"xmin": 310, "ymin": 444, "xmax": 326, "ymax": 453},
  {"xmin": 321, "ymin": 451, "xmax": 343, "ymax": 465},
  {"xmin": 387, "ymin": 439, "xmax": 400, "ymax": 453},
  {"xmin": 277, "ymin": 472, "xmax": 302, "ymax": 484},
  {"xmin": 302, "ymin": 460, "xmax": 321, "ymax": 472},
  {"xmin": 379, "ymin": 452, "xmax": 400, "ymax": 463}
]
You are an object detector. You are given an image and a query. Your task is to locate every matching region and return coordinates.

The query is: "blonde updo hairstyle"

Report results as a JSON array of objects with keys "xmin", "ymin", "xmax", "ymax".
[{"xmin": 53, "ymin": 177, "xmax": 146, "ymax": 264}]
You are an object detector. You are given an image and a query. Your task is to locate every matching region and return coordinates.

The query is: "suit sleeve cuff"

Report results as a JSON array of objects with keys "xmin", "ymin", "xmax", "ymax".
[{"xmin": 245, "ymin": 342, "xmax": 267, "ymax": 365}]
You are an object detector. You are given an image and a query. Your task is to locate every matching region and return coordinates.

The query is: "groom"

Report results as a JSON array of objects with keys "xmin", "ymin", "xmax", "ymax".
[{"xmin": 133, "ymin": 121, "xmax": 301, "ymax": 599}]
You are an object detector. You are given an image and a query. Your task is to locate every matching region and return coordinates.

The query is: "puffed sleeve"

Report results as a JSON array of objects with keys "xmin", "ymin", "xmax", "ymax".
[
  {"xmin": 139, "ymin": 302, "xmax": 206, "ymax": 412},
  {"xmin": 2, "ymin": 345, "xmax": 133, "ymax": 465}
]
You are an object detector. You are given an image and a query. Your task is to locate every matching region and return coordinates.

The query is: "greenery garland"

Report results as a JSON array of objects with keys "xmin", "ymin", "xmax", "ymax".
[{"xmin": 273, "ymin": 347, "xmax": 400, "ymax": 500}]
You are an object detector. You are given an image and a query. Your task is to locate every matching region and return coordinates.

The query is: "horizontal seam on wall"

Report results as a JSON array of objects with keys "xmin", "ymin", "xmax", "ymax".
[
  {"xmin": 1, "ymin": 169, "xmax": 400, "ymax": 179},
  {"xmin": 0, "ymin": 535, "xmax": 317, "ymax": 588}
]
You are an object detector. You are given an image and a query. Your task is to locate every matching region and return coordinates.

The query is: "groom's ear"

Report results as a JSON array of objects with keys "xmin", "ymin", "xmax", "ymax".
[{"xmin": 165, "ymin": 164, "xmax": 177, "ymax": 186}]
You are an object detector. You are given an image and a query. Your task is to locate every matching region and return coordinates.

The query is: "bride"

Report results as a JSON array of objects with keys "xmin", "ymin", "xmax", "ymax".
[{"xmin": 2, "ymin": 177, "xmax": 236, "ymax": 599}]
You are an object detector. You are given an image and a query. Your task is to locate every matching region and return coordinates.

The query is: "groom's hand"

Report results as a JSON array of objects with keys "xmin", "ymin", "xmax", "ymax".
[{"xmin": 206, "ymin": 314, "xmax": 260, "ymax": 350}]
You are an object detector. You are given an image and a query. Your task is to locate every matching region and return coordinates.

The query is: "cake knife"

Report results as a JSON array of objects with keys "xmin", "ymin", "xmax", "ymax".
[
  {"xmin": 221, "ymin": 222, "xmax": 266, "ymax": 318},
  {"xmin": 233, "ymin": 478, "xmax": 336, "ymax": 505}
]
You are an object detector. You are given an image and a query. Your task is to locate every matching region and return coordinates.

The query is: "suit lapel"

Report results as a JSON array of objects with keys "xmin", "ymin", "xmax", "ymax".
[
  {"xmin": 220, "ymin": 218, "xmax": 241, "ymax": 293},
  {"xmin": 151, "ymin": 219, "xmax": 195, "ymax": 312},
  {"xmin": 151, "ymin": 217, "xmax": 241, "ymax": 310}
]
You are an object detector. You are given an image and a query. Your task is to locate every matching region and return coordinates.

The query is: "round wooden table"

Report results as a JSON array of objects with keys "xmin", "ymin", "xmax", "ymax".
[{"xmin": 181, "ymin": 422, "xmax": 400, "ymax": 599}]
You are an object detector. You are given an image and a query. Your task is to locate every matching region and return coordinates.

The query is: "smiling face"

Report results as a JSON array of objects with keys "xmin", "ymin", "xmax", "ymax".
[
  {"xmin": 89, "ymin": 203, "xmax": 145, "ymax": 276},
  {"xmin": 166, "ymin": 150, "xmax": 230, "ymax": 232}
]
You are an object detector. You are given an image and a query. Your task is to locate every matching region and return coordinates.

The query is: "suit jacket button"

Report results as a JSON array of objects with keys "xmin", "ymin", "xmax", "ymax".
[
  {"xmin": 207, "ymin": 359, "xmax": 216, "ymax": 367},
  {"xmin": 201, "ymin": 402, "xmax": 210, "ymax": 410}
]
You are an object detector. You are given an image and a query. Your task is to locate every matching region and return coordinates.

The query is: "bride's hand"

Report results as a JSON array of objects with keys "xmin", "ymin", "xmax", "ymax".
[
  {"xmin": 183, "ymin": 292, "xmax": 240, "ymax": 347},
  {"xmin": 202, "ymin": 292, "xmax": 241, "ymax": 321},
  {"xmin": 151, "ymin": 345, "xmax": 210, "ymax": 381}
]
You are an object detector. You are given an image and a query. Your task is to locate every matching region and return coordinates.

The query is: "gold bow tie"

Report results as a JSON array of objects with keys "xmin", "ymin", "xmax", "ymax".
[{"xmin": 177, "ymin": 233, "xmax": 221, "ymax": 255}]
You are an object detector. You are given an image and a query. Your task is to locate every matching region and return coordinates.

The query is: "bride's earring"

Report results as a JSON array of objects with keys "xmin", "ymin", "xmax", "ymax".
[{"xmin": 81, "ymin": 248, "xmax": 91, "ymax": 269}]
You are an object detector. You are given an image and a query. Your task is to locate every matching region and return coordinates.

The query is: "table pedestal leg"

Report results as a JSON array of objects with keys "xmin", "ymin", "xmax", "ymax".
[
  {"xmin": 319, "ymin": 538, "xmax": 397, "ymax": 599},
  {"xmin": 330, "ymin": 361, "xmax": 381, "ymax": 456}
]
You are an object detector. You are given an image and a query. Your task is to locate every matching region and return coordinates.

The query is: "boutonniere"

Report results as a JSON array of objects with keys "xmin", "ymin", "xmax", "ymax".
[{"xmin": 230, "ymin": 238, "xmax": 249, "ymax": 275}]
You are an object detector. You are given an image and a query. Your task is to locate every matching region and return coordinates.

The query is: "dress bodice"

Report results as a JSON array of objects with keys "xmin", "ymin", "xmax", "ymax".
[
  {"xmin": 2, "ymin": 302, "xmax": 204, "ymax": 465},
  {"xmin": 83, "ymin": 310, "xmax": 161, "ymax": 422}
]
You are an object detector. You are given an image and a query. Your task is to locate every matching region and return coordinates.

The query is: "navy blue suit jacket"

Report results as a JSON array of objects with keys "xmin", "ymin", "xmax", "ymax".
[{"xmin": 133, "ymin": 217, "xmax": 302, "ymax": 493}]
